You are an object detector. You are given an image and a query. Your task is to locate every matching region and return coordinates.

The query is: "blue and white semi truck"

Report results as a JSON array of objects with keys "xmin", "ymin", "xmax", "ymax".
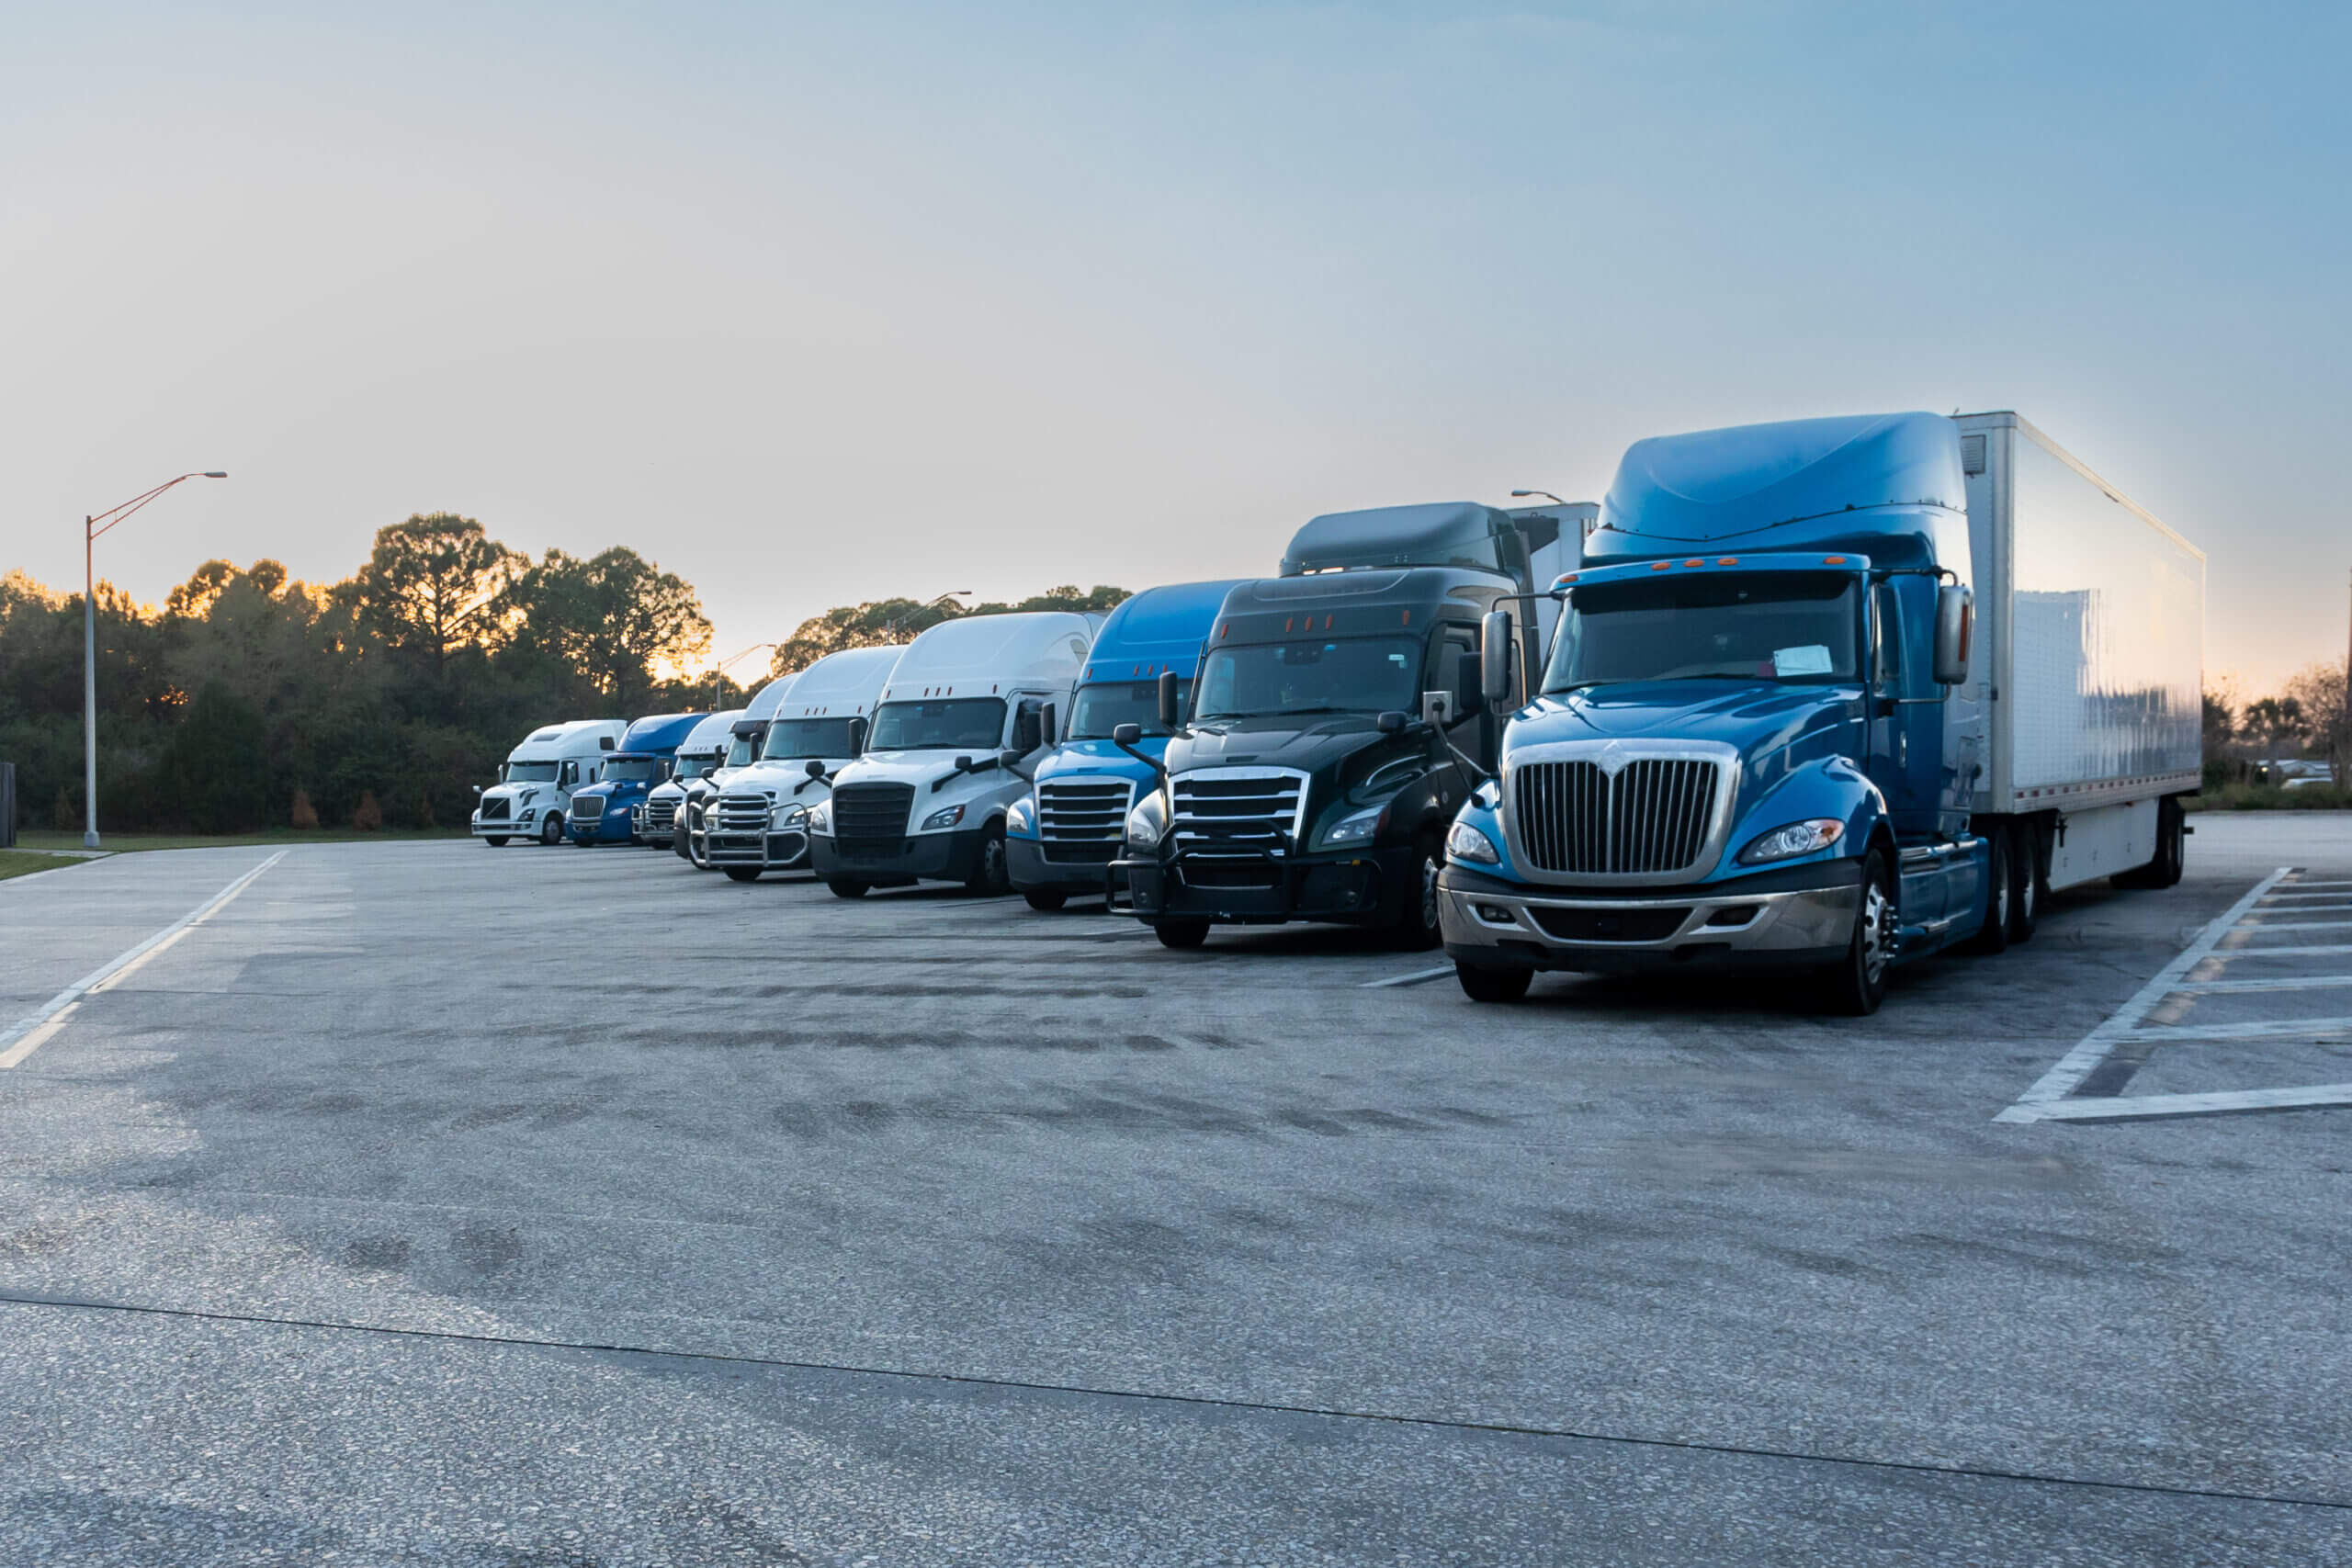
[
  {"xmin": 705, "ymin": 645, "xmax": 901, "ymax": 882},
  {"xmin": 1440, "ymin": 411, "xmax": 2203, "ymax": 1013},
  {"xmin": 564, "ymin": 712, "xmax": 709, "ymax": 846},
  {"xmin": 1005, "ymin": 581, "xmax": 1243, "ymax": 910}
]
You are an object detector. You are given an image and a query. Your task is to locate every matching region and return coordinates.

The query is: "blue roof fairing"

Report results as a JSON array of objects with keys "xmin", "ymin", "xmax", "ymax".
[
  {"xmin": 1596, "ymin": 412, "xmax": 1964, "ymax": 547},
  {"xmin": 1080, "ymin": 580, "xmax": 1246, "ymax": 684}
]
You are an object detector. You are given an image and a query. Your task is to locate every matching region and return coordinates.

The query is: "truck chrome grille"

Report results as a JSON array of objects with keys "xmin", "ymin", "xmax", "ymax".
[
  {"xmin": 1170, "ymin": 769, "xmax": 1308, "ymax": 856},
  {"xmin": 479, "ymin": 797, "xmax": 509, "ymax": 821},
  {"xmin": 1036, "ymin": 780, "xmax": 1132, "ymax": 864},
  {"xmin": 832, "ymin": 782, "xmax": 914, "ymax": 852},
  {"xmin": 643, "ymin": 799, "xmax": 677, "ymax": 833},
  {"xmin": 713, "ymin": 796, "xmax": 773, "ymax": 833},
  {"xmin": 574, "ymin": 795, "xmax": 605, "ymax": 818},
  {"xmin": 1511, "ymin": 758, "xmax": 1722, "ymax": 875}
]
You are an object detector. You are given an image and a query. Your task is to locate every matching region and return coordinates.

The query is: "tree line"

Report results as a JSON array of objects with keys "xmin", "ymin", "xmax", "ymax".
[
  {"xmin": 0, "ymin": 513, "xmax": 1124, "ymax": 835},
  {"xmin": 2205, "ymin": 664, "xmax": 2352, "ymax": 788}
]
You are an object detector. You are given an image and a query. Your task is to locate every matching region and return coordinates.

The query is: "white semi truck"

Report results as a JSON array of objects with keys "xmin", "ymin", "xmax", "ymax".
[
  {"xmin": 640, "ymin": 708, "xmax": 743, "ymax": 851},
  {"xmin": 674, "ymin": 673, "xmax": 799, "ymax": 865},
  {"xmin": 469, "ymin": 718, "xmax": 628, "ymax": 847},
  {"xmin": 706, "ymin": 644, "xmax": 902, "ymax": 882},
  {"xmin": 808, "ymin": 613, "xmax": 1096, "ymax": 897}
]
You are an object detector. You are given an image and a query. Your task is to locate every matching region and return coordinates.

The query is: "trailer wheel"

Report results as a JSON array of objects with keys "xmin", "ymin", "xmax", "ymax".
[
  {"xmin": 1153, "ymin": 919, "xmax": 1210, "ymax": 950},
  {"xmin": 1023, "ymin": 889, "xmax": 1068, "ymax": 912},
  {"xmin": 2159, "ymin": 796, "xmax": 2187, "ymax": 887},
  {"xmin": 2009, "ymin": 823, "xmax": 2042, "ymax": 943},
  {"xmin": 539, "ymin": 814, "xmax": 563, "ymax": 846},
  {"xmin": 1815, "ymin": 849, "xmax": 1893, "ymax": 1017},
  {"xmin": 724, "ymin": 865, "xmax": 762, "ymax": 883},
  {"xmin": 828, "ymin": 879, "xmax": 870, "ymax": 899},
  {"xmin": 1456, "ymin": 963, "xmax": 1532, "ymax": 1003},
  {"xmin": 1966, "ymin": 827, "xmax": 2011, "ymax": 954}
]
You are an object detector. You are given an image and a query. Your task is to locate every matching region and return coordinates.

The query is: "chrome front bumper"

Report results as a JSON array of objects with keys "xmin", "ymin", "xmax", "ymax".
[{"xmin": 1437, "ymin": 864, "xmax": 1858, "ymax": 971}]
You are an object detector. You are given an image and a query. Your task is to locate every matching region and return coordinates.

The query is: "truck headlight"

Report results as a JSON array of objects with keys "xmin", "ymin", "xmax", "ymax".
[
  {"xmin": 1125, "ymin": 791, "xmax": 1167, "ymax": 849},
  {"xmin": 807, "ymin": 799, "xmax": 832, "ymax": 835},
  {"xmin": 1320, "ymin": 803, "xmax": 1386, "ymax": 847},
  {"xmin": 1446, "ymin": 820, "xmax": 1499, "ymax": 864},
  {"xmin": 772, "ymin": 802, "xmax": 808, "ymax": 830},
  {"xmin": 1005, "ymin": 794, "xmax": 1035, "ymax": 836},
  {"xmin": 1736, "ymin": 818, "xmax": 1845, "ymax": 864},
  {"xmin": 921, "ymin": 803, "xmax": 966, "ymax": 831}
]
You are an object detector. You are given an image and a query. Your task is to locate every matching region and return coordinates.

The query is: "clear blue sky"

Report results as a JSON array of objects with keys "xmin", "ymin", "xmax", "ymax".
[{"xmin": 4, "ymin": 1, "xmax": 2346, "ymax": 694}]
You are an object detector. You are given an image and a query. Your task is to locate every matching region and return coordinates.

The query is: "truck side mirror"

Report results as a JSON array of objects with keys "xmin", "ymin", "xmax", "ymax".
[
  {"xmin": 1376, "ymin": 711, "xmax": 1408, "ymax": 734},
  {"xmin": 1453, "ymin": 652, "xmax": 1484, "ymax": 716},
  {"xmin": 1040, "ymin": 704, "xmax": 1057, "ymax": 747},
  {"xmin": 1933, "ymin": 584, "xmax": 1973, "ymax": 685},
  {"xmin": 1156, "ymin": 670, "xmax": 1181, "ymax": 730},
  {"xmin": 847, "ymin": 716, "xmax": 868, "ymax": 755},
  {"xmin": 1479, "ymin": 611, "xmax": 1513, "ymax": 705},
  {"xmin": 1012, "ymin": 705, "xmax": 1043, "ymax": 752},
  {"xmin": 804, "ymin": 759, "xmax": 825, "ymax": 778},
  {"xmin": 1112, "ymin": 723, "xmax": 1143, "ymax": 746}
]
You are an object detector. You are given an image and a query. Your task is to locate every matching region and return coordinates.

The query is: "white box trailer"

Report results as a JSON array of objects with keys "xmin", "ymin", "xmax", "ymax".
[{"xmin": 1956, "ymin": 412, "xmax": 2204, "ymax": 891}]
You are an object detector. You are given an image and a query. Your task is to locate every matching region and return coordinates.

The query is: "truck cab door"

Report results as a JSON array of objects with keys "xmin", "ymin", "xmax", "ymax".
[{"xmin": 1868, "ymin": 581, "xmax": 1962, "ymax": 923}]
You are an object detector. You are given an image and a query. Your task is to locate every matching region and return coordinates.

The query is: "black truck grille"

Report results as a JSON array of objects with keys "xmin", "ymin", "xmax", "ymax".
[
  {"xmin": 1037, "ymin": 779, "xmax": 1131, "ymax": 863},
  {"xmin": 1170, "ymin": 770, "xmax": 1306, "ymax": 854},
  {"xmin": 1511, "ymin": 759, "xmax": 1721, "ymax": 875},
  {"xmin": 479, "ymin": 797, "xmax": 509, "ymax": 821},
  {"xmin": 832, "ymin": 782, "xmax": 914, "ymax": 852},
  {"xmin": 1528, "ymin": 905, "xmax": 1692, "ymax": 942}
]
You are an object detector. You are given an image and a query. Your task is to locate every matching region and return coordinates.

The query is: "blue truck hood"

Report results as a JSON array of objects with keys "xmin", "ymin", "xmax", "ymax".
[
  {"xmin": 1035, "ymin": 739, "xmax": 1166, "ymax": 789},
  {"xmin": 1508, "ymin": 681, "xmax": 1860, "ymax": 761}
]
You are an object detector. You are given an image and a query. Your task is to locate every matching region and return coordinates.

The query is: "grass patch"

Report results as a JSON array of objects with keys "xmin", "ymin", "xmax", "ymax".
[
  {"xmin": 2185, "ymin": 783, "xmax": 2352, "ymax": 812},
  {"xmin": 12, "ymin": 827, "xmax": 472, "ymax": 853},
  {"xmin": 0, "ymin": 849, "xmax": 81, "ymax": 882}
]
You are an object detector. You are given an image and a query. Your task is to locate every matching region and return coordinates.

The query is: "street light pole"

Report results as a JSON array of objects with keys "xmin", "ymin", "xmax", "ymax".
[
  {"xmin": 83, "ymin": 472, "xmax": 227, "ymax": 848},
  {"xmin": 710, "ymin": 642, "xmax": 781, "ymax": 709}
]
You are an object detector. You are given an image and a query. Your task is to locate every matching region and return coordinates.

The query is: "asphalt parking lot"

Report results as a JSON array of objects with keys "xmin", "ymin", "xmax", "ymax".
[{"xmin": 3, "ymin": 815, "xmax": 2349, "ymax": 1566}]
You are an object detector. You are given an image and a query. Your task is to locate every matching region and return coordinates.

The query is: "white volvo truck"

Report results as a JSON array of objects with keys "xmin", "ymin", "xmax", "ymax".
[
  {"xmin": 706, "ymin": 644, "xmax": 902, "ymax": 882},
  {"xmin": 469, "ymin": 719, "xmax": 628, "ymax": 846},
  {"xmin": 808, "ymin": 613, "xmax": 1096, "ymax": 897}
]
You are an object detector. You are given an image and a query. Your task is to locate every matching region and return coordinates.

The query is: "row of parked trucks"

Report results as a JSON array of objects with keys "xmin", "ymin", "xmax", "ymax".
[{"xmin": 470, "ymin": 409, "xmax": 2204, "ymax": 1014}]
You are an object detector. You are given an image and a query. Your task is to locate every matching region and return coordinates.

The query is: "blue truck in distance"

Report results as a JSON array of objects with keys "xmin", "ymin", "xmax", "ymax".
[
  {"xmin": 1440, "ymin": 411, "xmax": 2203, "ymax": 1014},
  {"xmin": 1006, "ymin": 580, "xmax": 1244, "ymax": 910},
  {"xmin": 564, "ymin": 712, "xmax": 709, "ymax": 846}
]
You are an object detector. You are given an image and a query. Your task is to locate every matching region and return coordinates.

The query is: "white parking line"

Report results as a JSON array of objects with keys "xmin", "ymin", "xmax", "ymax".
[
  {"xmin": 1995, "ymin": 867, "xmax": 2290, "ymax": 1122},
  {"xmin": 2226, "ymin": 918, "xmax": 2352, "ymax": 933},
  {"xmin": 0, "ymin": 852, "xmax": 284, "ymax": 1071},
  {"xmin": 1362, "ymin": 965, "xmax": 1456, "ymax": 989},
  {"xmin": 2109, "ymin": 1015, "xmax": 2352, "ymax": 1043},
  {"xmin": 2024, "ymin": 1083, "xmax": 2352, "ymax": 1122},
  {"xmin": 2170, "ymin": 974, "xmax": 2352, "ymax": 995}
]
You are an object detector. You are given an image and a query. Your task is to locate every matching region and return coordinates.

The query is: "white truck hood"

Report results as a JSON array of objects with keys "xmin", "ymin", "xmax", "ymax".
[{"xmin": 828, "ymin": 750, "xmax": 1033, "ymax": 829}]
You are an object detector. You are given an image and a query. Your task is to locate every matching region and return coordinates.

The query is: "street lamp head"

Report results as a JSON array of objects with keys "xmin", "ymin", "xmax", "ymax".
[{"xmin": 202, "ymin": 471, "xmax": 228, "ymax": 479}]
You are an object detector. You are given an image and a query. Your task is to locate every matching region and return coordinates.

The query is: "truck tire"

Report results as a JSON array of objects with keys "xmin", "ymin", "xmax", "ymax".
[
  {"xmin": 1153, "ymin": 919, "xmax": 1210, "ymax": 950},
  {"xmin": 482, "ymin": 836, "xmax": 510, "ymax": 848},
  {"xmin": 2009, "ymin": 822, "xmax": 2042, "ymax": 943},
  {"xmin": 2112, "ymin": 800, "xmax": 2187, "ymax": 890},
  {"xmin": 1385, "ymin": 834, "xmax": 1445, "ymax": 951},
  {"xmin": 1966, "ymin": 826, "xmax": 2011, "ymax": 954},
  {"xmin": 539, "ymin": 814, "xmax": 563, "ymax": 846},
  {"xmin": 828, "ymin": 879, "xmax": 870, "ymax": 899},
  {"xmin": 1816, "ymin": 849, "xmax": 1893, "ymax": 1017},
  {"xmin": 724, "ymin": 865, "xmax": 762, "ymax": 883},
  {"xmin": 1456, "ymin": 962, "xmax": 1532, "ymax": 1003},
  {"xmin": 965, "ymin": 822, "xmax": 1012, "ymax": 897},
  {"xmin": 673, "ymin": 826, "xmax": 692, "ymax": 860},
  {"xmin": 1023, "ymin": 889, "xmax": 1068, "ymax": 912}
]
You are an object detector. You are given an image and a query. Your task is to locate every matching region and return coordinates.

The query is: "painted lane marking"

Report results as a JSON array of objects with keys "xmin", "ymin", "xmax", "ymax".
[
  {"xmin": 2168, "ymin": 974, "xmax": 2352, "ymax": 995},
  {"xmin": 2226, "ymin": 919, "xmax": 2352, "ymax": 933},
  {"xmin": 0, "ymin": 852, "xmax": 285, "ymax": 1071},
  {"xmin": 2214, "ymin": 943, "xmax": 2352, "ymax": 959},
  {"xmin": 2024, "ymin": 1083, "xmax": 2352, "ymax": 1122},
  {"xmin": 2256, "ymin": 891, "xmax": 2352, "ymax": 901},
  {"xmin": 1996, "ymin": 867, "xmax": 2290, "ymax": 1122},
  {"xmin": 1362, "ymin": 965, "xmax": 1457, "ymax": 989},
  {"xmin": 2107, "ymin": 1015, "xmax": 2352, "ymax": 1043}
]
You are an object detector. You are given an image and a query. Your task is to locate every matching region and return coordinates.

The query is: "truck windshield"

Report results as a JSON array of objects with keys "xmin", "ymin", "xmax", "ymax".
[
  {"xmin": 1545, "ymin": 572, "xmax": 1862, "ymax": 691},
  {"xmin": 500, "ymin": 761, "xmax": 560, "ymax": 784},
  {"xmin": 726, "ymin": 734, "xmax": 760, "ymax": 767},
  {"xmin": 673, "ymin": 756, "xmax": 720, "ymax": 781},
  {"xmin": 1069, "ymin": 680, "xmax": 1191, "ymax": 740},
  {"xmin": 1194, "ymin": 637, "xmax": 1419, "ymax": 722},
  {"xmin": 869, "ymin": 698, "xmax": 1006, "ymax": 751},
  {"xmin": 601, "ymin": 758, "xmax": 667, "ymax": 784},
  {"xmin": 765, "ymin": 716, "xmax": 862, "ymax": 759}
]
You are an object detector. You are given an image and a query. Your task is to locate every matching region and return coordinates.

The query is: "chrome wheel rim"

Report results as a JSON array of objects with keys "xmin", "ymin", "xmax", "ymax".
[{"xmin": 1860, "ymin": 877, "xmax": 1890, "ymax": 984}]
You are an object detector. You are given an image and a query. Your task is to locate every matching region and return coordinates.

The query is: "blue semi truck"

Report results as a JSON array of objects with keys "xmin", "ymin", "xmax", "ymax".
[
  {"xmin": 1439, "ymin": 411, "xmax": 2203, "ymax": 1014},
  {"xmin": 1005, "ymin": 580, "xmax": 1243, "ymax": 911},
  {"xmin": 564, "ymin": 712, "xmax": 709, "ymax": 846}
]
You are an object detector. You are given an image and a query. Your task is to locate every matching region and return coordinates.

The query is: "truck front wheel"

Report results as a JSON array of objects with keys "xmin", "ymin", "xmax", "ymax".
[
  {"xmin": 539, "ymin": 814, "xmax": 563, "ymax": 846},
  {"xmin": 828, "ymin": 879, "xmax": 870, "ymax": 899},
  {"xmin": 724, "ymin": 866, "xmax": 762, "ymax": 883},
  {"xmin": 1023, "ymin": 889, "xmax": 1068, "ymax": 912},
  {"xmin": 1816, "ymin": 850, "xmax": 1894, "ymax": 1017},
  {"xmin": 1456, "ymin": 963, "xmax": 1532, "ymax": 1003},
  {"xmin": 482, "ymin": 836, "xmax": 509, "ymax": 848},
  {"xmin": 1153, "ymin": 919, "xmax": 1210, "ymax": 950},
  {"xmin": 1385, "ymin": 833, "xmax": 1444, "ymax": 951}
]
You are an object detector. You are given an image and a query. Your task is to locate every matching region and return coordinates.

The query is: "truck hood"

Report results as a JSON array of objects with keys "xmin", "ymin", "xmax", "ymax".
[
  {"xmin": 1508, "ymin": 681, "xmax": 1860, "ymax": 775},
  {"xmin": 1035, "ymin": 739, "xmax": 1163, "ymax": 789},
  {"xmin": 1163, "ymin": 714, "xmax": 1419, "ymax": 783},
  {"xmin": 723, "ymin": 757, "xmax": 855, "ymax": 800}
]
